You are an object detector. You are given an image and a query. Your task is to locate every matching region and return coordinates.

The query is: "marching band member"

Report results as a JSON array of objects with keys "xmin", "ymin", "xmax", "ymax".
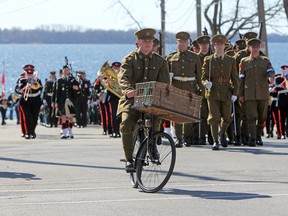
[
  {"xmin": 15, "ymin": 64, "xmax": 42, "ymax": 139},
  {"xmin": 278, "ymin": 65, "xmax": 288, "ymax": 139},
  {"xmin": 55, "ymin": 66, "xmax": 79, "ymax": 139},
  {"xmin": 108, "ymin": 62, "xmax": 121, "ymax": 138},
  {"xmin": 43, "ymin": 71, "xmax": 57, "ymax": 127},
  {"xmin": 75, "ymin": 70, "xmax": 91, "ymax": 128}
]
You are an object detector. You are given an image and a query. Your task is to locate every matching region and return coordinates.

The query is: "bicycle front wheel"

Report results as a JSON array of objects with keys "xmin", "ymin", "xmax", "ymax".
[
  {"xmin": 130, "ymin": 129, "xmax": 144, "ymax": 188},
  {"xmin": 136, "ymin": 132, "xmax": 176, "ymax": 193}
]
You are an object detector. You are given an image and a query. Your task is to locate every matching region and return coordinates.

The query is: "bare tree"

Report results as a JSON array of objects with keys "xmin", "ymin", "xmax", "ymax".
[
  {"xmin": 115, "ymin": 0, "xmax": 142, "ymax": 29},
  {"xmin": 203, "ymin": 0, "xmax": 284, "ymax": 39},
  {"xmin": 284, "ymin": 0, "xmax": 288, "ymax": 20}
]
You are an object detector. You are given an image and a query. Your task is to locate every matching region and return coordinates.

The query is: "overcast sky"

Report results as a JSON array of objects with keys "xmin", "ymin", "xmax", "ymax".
[{"xmin": 0, "ymin": 0, "xmax": 287, "ymax": 34}]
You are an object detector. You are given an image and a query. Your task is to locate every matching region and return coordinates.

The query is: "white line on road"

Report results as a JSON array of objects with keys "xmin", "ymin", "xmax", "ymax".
[{"xmin": 1, "ymin": 193, "xmax": 288, "ymax": 206}]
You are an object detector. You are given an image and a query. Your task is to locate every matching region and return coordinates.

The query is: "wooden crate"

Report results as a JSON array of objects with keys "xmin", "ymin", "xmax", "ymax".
[{"xmin": 132, "ymin": 81, "xmax": 202, "ymax": 123}]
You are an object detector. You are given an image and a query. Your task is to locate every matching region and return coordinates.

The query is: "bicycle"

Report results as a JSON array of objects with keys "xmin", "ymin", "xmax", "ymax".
[{"xmin": 129, "ymin": 113, "xmax": 176, "ymax": 193}]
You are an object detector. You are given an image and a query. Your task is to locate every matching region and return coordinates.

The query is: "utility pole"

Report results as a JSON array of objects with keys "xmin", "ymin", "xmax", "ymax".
[
  {"xmin": 257, "ymin": 0, "xmax": 269, "ymax": 57},
  {"xmin": 196, "ymin": 0, "xmax": 202, "ymax": 37},
  {"xmin": 160, "ymin": 0, "xmax": 166, "ymax": 56}
]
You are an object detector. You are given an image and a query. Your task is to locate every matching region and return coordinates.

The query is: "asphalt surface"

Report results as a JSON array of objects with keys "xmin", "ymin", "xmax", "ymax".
[{"xmin": 0, "ymin": 120, "xmax": 288, "ymax": 216}]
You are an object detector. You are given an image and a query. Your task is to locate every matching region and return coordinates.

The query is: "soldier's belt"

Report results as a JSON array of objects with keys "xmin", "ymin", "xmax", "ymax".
[
  {"xmin": 272, "ymin": 98, "xmax": 278, "ymax": 101},
  {"xmin": 26, "ymin": 92, "xmax": 41, "ymax": 97},
  {"xmin": 47, "ymin": 93, "xmax": 53, "ymax": 96},
  {"xmin": 173, "ymin": 76, "xmax": 195, "ymax": 82},
  {"xmin": 212, "ymin": 77, "xmax": 230, "ymax": 83}
]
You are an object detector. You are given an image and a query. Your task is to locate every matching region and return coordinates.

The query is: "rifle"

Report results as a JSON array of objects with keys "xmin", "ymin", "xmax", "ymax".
[
  {"xmin": 258, "ymin": 21, "xmax": 263, "ymax": 40},
  {"xmin": 238, "ymin": 31, "xmax": 243, "ymax": 39},
  {"xmin": 158, "ymin": 32, "xmax": 162, "ymax": 56},
  {"xmin": 203, "ymin": 27, "xmax": 208, "ymax": 36}
]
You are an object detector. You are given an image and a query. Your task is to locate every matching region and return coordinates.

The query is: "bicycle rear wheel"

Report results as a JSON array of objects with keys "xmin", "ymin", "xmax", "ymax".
[{"xmin": 136, "ymin": 132, "xmax": 176, "ymax": 193}]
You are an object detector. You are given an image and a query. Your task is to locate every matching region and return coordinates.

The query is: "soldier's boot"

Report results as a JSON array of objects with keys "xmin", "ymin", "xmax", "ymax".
[
  {"xmin": 199, "ymin": 137, "xmax": 206, "ymax": 145},
  {"xmin": 210, "ymin": 124, "xmax": 219, "ymax": 145},
  {"xmin": 207, "ymin": 127, "xmax": 214, "ymax": 145},
  {"xmin": 234, "ymin": 135, "xmax": 241, "ymax": 146},
  {"xmin": 256, "ymin": 125, "xmax": 264, "ymax": 146},
  {"xmin": 220, "ymin": 133, "xmax": 228, "ymax": 148},
  {"xmin": 175, "ymin": 138, "xmax": 183, "ymax": 148},
  {"xmin": 249, "ymin": 137, "xmax": 256, "ymax": 147},
  {"xmin": 212, "ymin": 141, "xmax": 220, "ymax": 151}
]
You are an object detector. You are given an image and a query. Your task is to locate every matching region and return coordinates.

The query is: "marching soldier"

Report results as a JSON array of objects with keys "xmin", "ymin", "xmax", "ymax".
[
  {"xmin": 202, "ymin": 34, "xmax": 239, "ymax": 150},
  {"xmin": 152, "ymin": 38, "xmax": 160, "ymax": 54},
  {"xmin": 108, "ymin": 61, "xmax": 121, "ymax": 138},
  {"xmin": 0, "ymin": 93, "xmax": 7, "ymax": 125},
  {"xmin": 239, "ymin": 38, "xmax": 275, "ymax": 146},
  {"xmin": 55, "ymin": 66, "xmax": 79, "ymax": 139},
  {"xmin": 277, "ymin": 65, "xmax": 288, "ymax": 138},
  {"xmin": 94, "ymin": 77, "xmax": 112, "ymax": 135},
  {"xmin": 234, "ymin": 39, "xmax": 246, "ymax": 53},
  {"xmin": 267, "ymin": 74, "xmax": 284, "ymax": 139},
  {"xmin": 15, "ymin": 64, "xmax": 43, "ymax": 139},
  {"xmin": 117, "ymin": 28, "xmax": 169, "ymax": 172},
  {"xmin": 75, "ymin": 70, "xmax": 91, "ymax": 128},
  {"xmin": 190, "ymin": 40, "xmax": 200, "ymax": 53},
  {"xmin": 43, "ymin": 71, "xmax": 57, "ymax": 127},
  {"xmin": 235, "ymin": 32, "xmax": 262, "ymax": 145},
  {"xmin": 166, "ymin": 31, "xmax": 203, "ymax": 147},
  {"xmin": 197, "ymin": 35, "xmax": 214, "ymax": 145}
]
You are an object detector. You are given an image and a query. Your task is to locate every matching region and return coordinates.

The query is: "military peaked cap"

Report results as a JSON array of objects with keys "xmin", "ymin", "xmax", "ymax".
[
  {"xmin": 243, "ymin": 32, "xmax": 258, "ymax": 40},
  {"xmin": 235, "ymin": 39, "xmax": 246, "ymax": 49},
  {"xmin": 196, "ymin": 35, "xmax": 210, "ymax": 44},
  {"xmin": 247, "ymin": 38, "xmax": 261, "ymax": 46},
  {"xmin": 23, "ymin": 64, "xmax": 35, "ymax": 74},
  {"xmin": 175, "ymin": 31, "xmax": 190, "ymax": 40},
  {"xmin": 111, "ymin": 62, "xmax": 121, "ymax": 68},
  {"xmin": 211, "ymin": 34, "xmax": 227, "ymax": 44},
  {"xmin": 134, "ymin": 28, "xmax": 156, "ymax": 40}
]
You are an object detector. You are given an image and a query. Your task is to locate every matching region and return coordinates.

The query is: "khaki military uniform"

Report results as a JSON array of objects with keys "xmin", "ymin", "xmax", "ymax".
[
  {"xmin": 234, "ymin": 49, "xmax": 255, "ymax": 144},
  {"xmin": 117, "ymin": 50, "xmax": 169, "ymax": 161},
  {"xmin": 198, "ymin": 52, "xmax": 213, "ymax": 144},
  {"xmin": 166, "ymin": 50, "xmax": 203, "ymax": 144},
  {"xmin": 239, "ymin": 55, "xmax": 275, "ymax": 143},
  {"xmin": 202, "ymin": 53, "xmax": 239, "ymax": 143}
]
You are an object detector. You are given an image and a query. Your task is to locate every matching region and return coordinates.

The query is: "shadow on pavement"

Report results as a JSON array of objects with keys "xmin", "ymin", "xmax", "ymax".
[
  {"xmin": 0, "ymin": 172, "xmax": 41, "ymax": 180},
  {"xmin": 171, "ymin": 172, "xmax": 288, "ymax": 185},
  {"xmin": 225, "ymin": 147, "xmax": 288, "ymax": 155},
  {"xmin": 160, "ymin": 189, "xmax": 271, "ymax": 200}
]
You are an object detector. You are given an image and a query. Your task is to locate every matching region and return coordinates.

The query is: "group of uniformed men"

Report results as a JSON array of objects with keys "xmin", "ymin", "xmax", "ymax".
[
  {"xmin": 14, "ymin": 60, "xmax": 122, "ymax": 140},
  {"xmin": 10, "ymin": 27, "xmax": 287, "ymax": 172},
  {"xmin": 117, "ymin": 27, "xmax": 288, "ymax": 171}
]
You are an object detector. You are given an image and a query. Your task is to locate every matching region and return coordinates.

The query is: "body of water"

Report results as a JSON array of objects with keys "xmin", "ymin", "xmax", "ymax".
[{"xmin": 0, "ymin": 43, "xmax": 287, "ymax": 93}]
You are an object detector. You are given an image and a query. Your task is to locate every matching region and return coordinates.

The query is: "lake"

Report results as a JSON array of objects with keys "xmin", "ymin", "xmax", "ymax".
[{"xmin": 0, "ymin": 43, "xmax": 287, "ymax": 92}]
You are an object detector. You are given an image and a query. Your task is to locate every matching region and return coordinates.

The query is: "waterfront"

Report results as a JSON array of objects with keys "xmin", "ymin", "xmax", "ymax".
[{"xmin": 0, "ymin": 43, "xmax": 287, "ymax": 92}]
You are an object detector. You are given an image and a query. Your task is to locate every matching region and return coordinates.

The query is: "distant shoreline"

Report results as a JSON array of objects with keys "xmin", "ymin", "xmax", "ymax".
[{"xmin": 0, "ymin": 29, "xmax": 287, "ymax": 44}]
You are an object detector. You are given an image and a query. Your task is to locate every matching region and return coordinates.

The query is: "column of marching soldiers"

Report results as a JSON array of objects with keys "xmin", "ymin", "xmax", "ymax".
[{"xmin": 2, "ymin": 30, "xmax": 288, "ymax": 150}]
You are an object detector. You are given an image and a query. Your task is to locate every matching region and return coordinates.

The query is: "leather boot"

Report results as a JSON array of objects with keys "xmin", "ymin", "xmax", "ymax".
[{"xmin": 220, "ymin": 133, "xmax": 228, "ymax": 147}]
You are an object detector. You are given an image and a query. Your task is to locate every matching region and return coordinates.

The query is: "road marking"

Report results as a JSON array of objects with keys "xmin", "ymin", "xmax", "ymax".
[{"xmin": 1, "ymin": 193, "xmax": 288, "ymax": 206}]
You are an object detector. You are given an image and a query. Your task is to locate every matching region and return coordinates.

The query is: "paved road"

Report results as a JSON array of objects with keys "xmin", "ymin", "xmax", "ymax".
[{"xmin": 0, "ymin": 120, "xmax": 288, "ymax": 216}]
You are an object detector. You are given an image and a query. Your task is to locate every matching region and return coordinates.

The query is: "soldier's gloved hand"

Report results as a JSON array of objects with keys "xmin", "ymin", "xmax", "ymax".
[
  {"xmin": 43, "ymin": 99, "xmax": 47, "ymax": 106},
  {"xmin": 231, "ymin": 95, "xmax": 237, "ymax": 102},
  {"xmin": 204, "ymin": 81, "xmax": 212, "ymax": 90}
]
